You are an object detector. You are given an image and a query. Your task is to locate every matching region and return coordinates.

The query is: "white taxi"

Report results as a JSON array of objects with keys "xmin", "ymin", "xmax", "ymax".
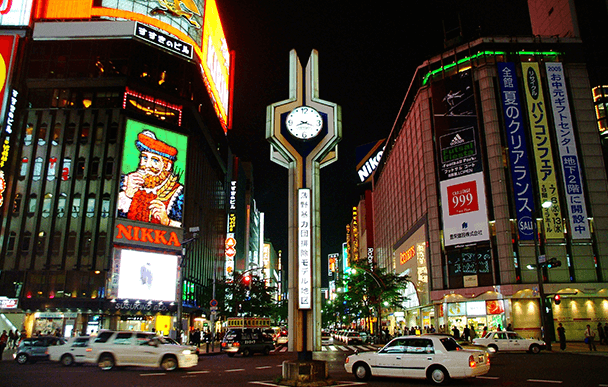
[
  {"xmin": 473, "ymin": 331, "xmax": 546, "ymax": 354},
  {"xmin": 84, "ymin": 331, "xmax": 198, "ymax": 371},
  {"xmin": 344, "ymin": 335, "xmax": 490, "ymax": 385}
]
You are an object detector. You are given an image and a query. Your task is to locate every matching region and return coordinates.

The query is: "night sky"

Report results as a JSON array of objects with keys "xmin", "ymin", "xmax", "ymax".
[{"xmin": 217, "ymin": 1, "xmax": 532, "ymax": 272}]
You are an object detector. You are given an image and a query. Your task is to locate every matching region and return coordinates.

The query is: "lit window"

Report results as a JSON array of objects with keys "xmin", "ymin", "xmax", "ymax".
[
  {"xmin": 28, "ymin": 194, "xmax": 37, "ymax": 216},
  {"xmin": 33, "ymin": 157, "xmax": 43, "ymax": 181},
  {"xmin": 62, "ymin": 158, "xmax": 71, "ymax": 181},
  {"xmin": 47, "ymin": 157, "xmax": 58, "ymax": 181},
  {"xmin": 57, "ymin": 193, "xmax": 67, "ymax": 218},
  {"xmin": 72, "ymin": 194, "xmax": 81, "ymax": 218},
  {"xmin": 19, "ymin": 158, "xmax": 28, "ymax": 178},
  {"xmin": 86, "ymin": 194, "xmax": 95, "ymax": 218},
  {"xmin": 42, "ymin": 193, "xmax": 53, "ymax": 218},
  {"xmin": 24, "ymin": 124, "xmax": 33, "ymax": 146}
]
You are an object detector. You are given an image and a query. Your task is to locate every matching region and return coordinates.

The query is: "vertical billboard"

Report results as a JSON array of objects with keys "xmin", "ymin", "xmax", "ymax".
[
  {"xmin": 117, "ymin": 119, "xmax": 187, "ymax": 228},
  {"xmin": 0, "ymin": 35, "xmax": 19, "ymax": 209},
  {"xmin": 521, "ymin": 63, "xmax": 564, "ymax": 239},
  {"xmin": 201, "ymin": 0, "xmax": 232, "ymax": 132},
  {"xmin": 432, "ymin": 69, "xmax": 490, "ymax": 246},
  {"xmin": 497, "ymin": 62, "xmax": 536, "ymax": 240},
  {"xmin": 545, "ymin": 62, "xmax": 590, "ymax": 239}
]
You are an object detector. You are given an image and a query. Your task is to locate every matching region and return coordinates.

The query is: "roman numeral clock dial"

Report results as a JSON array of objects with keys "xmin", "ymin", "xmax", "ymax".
[{"xmin": 286, "ymin": 106, "xmax": 323, "ymax": 140}]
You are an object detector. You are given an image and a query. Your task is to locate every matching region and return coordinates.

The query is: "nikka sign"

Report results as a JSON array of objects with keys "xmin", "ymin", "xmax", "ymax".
[{"xmin": 113, "ymin": 219, "xmax": 183, "ymax": 252}]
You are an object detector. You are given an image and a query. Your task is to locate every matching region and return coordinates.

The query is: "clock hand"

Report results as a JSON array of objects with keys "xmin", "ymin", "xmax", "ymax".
[{"xmin": 298, "ymin": 121, "xmax": 311, "ymax": 126}]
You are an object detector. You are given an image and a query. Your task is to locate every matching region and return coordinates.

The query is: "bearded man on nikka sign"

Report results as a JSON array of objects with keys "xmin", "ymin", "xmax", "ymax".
[{"xmin": 117, "ymin": 120, "xmax": 186, "ymax": 228}]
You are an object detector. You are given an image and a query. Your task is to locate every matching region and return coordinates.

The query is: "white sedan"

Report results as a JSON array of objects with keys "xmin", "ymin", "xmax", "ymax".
[
  {"xmin": 473, "ymin": 331, "xmax": 546, "ymax": 354},
  {"xmin": 344, "ymin": 335, "xmax": 490, "ymax": 385},
  {"xmin": 49, "ymin": 336, "xmax": 93, "ymax": 366}
]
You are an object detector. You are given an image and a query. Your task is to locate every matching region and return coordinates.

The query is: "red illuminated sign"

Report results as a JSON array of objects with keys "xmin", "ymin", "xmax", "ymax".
[
  {"xmin": 447, "ymin": 180, "xmax": 479, "ymax": 216},
  {"xmin": 400, "ymin": 246, "xmax": 415, "ymax": 265},
  {"xmin": 113, "ymin": 219, "xmax": 183, "ymax": 252}
]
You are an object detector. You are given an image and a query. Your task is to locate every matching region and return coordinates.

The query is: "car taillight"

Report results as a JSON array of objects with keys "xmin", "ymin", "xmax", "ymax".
[
  {"xmin": 345, "ymin": 357, "xmax": 349, "ymax": 364},
  {"xmin": 45, "ymin": 349, "xmax": 49, "ymax": 355},
  {"xmin": 221, "ymin": 342, "xmax": 226, "ymax": 347},
  {"xmin": 468, "ymin": 355, "xmax": 476, "ymax": 368},
  {"xmin": 486, "ymin": 354, "xmax": 491, "ymax": 365},
  {"xmin": 86, "ymin": 348, "xmax": 92, "ymax": 352},
  {"xmin": 234, "ymin": 342, "xmax": 240, "ymax": 347}
]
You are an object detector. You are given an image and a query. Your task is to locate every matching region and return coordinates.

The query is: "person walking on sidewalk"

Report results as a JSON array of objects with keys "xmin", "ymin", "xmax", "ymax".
[
  {"xmin": 597, "ymin": 323, "xmax": 606, "ymax": 345},
  {"xmin": 585, "ymin": 324, "xmax": 597, "ymax": 351},
  {"xmin": 557, "ymin": 323, "xmax": 566, "ymax": 350}
]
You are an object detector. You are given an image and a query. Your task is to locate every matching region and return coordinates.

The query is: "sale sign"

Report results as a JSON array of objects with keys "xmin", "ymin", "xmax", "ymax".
[
  {"xmin": 440, "ymin": 172, "xmax": 489, "ymax": 246},
  {"xmin": 447, "ymin": 180, "xmax": 479, "ymax": 215}
]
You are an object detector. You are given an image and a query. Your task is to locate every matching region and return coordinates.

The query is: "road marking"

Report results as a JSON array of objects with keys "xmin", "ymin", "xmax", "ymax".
[
  {"xmin": 329, "ymin": 346, "xmax": 337, "ymax": 351},
  {"xmin": 337, "ymin": 346, "xmax": 348, "ymax": 351},
  {"xmin": 527, "ymin": 379, "xmax": 563, "ymax": 384},
  {"xmin": 477, "ymin": 376, "xmax": 500, "ymax": 380},
  {"xmin": 225, "ymin": 368, "xmax": 246, "ymax": 372},
  {"xmin": 187, "ymin": 370, "xmax": 210, "ymax": 374},
  {"xmin": 256, "ymin": 366, "xmax": 273, "ymax": 370},
  {"xmin": 140, "ymin": 373, "xmax": 166, "ymax": 376}
]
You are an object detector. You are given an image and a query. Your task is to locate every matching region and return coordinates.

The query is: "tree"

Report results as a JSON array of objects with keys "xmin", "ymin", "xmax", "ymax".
[{"xmin": 345, "ymin": 260, "xmax": 410, "ymax": 341}]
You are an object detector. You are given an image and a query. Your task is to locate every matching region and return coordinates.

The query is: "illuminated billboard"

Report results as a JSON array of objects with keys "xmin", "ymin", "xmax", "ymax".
[
  {"xmin": 117, "ymin": 119, "xmax": 187, "ymax": 228},
  {"xmin": 116, "ymin": 248, "xmax": 178, "ymax": 301},
  {"xmin": 0, "ymin": 0, "xmax": 33, "ymax": 26},
  {"xmin": 0, "ymin": 35, "xmax": 19, "ymax": 209},
  {"xmin": 201, "ymin": 0, "xmax": 232, "ymax": 132}
]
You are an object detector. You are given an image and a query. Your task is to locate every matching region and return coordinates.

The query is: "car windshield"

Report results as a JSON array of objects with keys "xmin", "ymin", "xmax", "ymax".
[{"xmin": 440, "ymin": 337, "xmax": 463, "ymax": 351}]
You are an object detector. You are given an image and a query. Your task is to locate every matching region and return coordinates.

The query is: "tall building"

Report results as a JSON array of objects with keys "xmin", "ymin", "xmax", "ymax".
[
  {"xmin": 372, "ymin": 34, "xmax": 608, "ymax": 341},
  {"xmin": 0, "ymin": 0, "xmax": 232, "ymax": 338}
]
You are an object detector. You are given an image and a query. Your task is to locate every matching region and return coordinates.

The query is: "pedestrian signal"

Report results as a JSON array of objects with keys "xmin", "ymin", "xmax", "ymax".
[{"xmin": 553, "ymin": 294, "xmax": 561, "ymax": 305}]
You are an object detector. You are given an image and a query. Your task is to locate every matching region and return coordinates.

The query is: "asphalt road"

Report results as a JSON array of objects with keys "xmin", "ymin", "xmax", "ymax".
[{"xmin": 1, "ymin": 343, "xmax": 607, "ymax": 387}]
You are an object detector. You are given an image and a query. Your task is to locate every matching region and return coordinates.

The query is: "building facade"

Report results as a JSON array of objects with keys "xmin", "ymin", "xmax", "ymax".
[
  {"xmin": 373, "ymin": 36, "xmax": 608, "ymax": 342},
  {"xmin": 0, "ymin": 0, "xmax": 231, "ymax": 339}
]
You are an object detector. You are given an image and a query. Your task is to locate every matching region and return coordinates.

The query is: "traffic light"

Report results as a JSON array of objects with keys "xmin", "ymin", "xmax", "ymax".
[
  {"xmin": 546, "ymin": 258, "xmax": 562, "ymax": 268},
  {"xmin": 242, "ymin": 273, "xmax": 251, "ymax": 290},
  {"xmin": 553, "ymin": 294, "xmax": 561, "ymax": 305}
]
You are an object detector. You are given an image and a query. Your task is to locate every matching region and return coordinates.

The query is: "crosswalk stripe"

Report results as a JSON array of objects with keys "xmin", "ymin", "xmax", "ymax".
[{"xmin": 329, "ymin": 345, "xmax": 337, "ymax": 351}]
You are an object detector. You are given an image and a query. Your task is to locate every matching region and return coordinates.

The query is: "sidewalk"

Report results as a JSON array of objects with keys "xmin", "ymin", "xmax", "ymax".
[{"xmin": 547, "ymin": 341, "xmax": 608, "ymax": 356}]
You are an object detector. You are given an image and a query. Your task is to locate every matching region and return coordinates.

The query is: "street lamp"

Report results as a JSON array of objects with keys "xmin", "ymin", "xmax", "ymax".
[{"xmin": 533, "ymin": 201, "xmax": 552, "ymax": 351}]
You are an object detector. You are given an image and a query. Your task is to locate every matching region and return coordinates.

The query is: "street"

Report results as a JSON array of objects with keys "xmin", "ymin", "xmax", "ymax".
[{"xmin": 1, "ymin": 342, "xmax": 607, "ymax": 387}]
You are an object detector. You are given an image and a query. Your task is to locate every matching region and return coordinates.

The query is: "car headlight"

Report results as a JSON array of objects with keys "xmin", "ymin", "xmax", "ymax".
[{"xmin": 182, "ymin": 350, "xmax": 192, "ymax": 355}]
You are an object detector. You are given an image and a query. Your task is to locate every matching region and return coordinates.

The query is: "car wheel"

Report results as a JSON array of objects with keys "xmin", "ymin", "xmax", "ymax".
[
  {"xmin": 98, "ymin": 354, "xmax": 115, "ymax": 371},
  {"xmin": 227, "ymin": 353, "xmax": 235, "ymax": 357},
  {"xmin": 529, "ymin": 344, "xmax": 541, "ymax": 354},
  {"xmin": 428, "ymin": 366, "xmax": 450, "ymax": 385},
  {"xmin": 353, "ymin": 362, "xmax": 371, "ymax": 381},
  {"xmin": 160, "ymin": 355, "xmax": 178, "ymax": 371},
  {"xmin": 61, "ymin": 354, "xmax": 75, "ymax": 367},
  {"xmin": 15, "ymin": 353, "xmax": 29, "ymax": 365},
  {"xmin": 263, "ymin": 346, "xmax": 271, "ymax": 355},
  {"xmin": 489, "ymin": 344, "xmax": 498, "ymax": 353},
  {"xmin": 241, "ymin": 348, "xmax": 251, "ymax": 357}
]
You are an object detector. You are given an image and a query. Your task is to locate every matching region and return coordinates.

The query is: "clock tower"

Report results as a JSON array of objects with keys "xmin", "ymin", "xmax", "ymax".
[{"xmin": 266, "ymin": 49, "xmax": 342, "ymax": 360}]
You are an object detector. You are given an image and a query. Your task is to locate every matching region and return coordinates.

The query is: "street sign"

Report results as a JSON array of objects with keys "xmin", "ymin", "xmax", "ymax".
[
  {"xmin": 538, "ymin": 254, "xmax": 546, "ymax": 264},
  {"xmin": 210, "ymin": 299, "xmax": 218, "ymax": 307}
]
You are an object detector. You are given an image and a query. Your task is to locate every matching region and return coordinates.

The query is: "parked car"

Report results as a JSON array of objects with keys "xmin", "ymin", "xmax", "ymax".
[
  {"xmin": 344, "ymin": 335, "xmax": 490, "ymax": 385},
  {"xmin": 49, "ymin": 336, "xmax": 93, "ymax": 366},
  {"xmin": 14, "ymin": 336, "xmax": 66, "ymax": 365},
  {"xmin": 84, "ymin": 330, "xmax": 198, "ymax": 371},
  {"xmin": 221, "ymin": 328, "xmax": 275, "ymax": 357},
  {"xmin": 423, "ymin": 333, "xmax": 495, "ymax": 357},
  {"xmin": 473, "ymin": 331, "xmax": 546, "ymax": 354}
]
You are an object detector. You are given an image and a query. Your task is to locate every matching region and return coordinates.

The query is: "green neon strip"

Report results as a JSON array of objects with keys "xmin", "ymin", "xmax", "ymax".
[{"xmin": 421, "ymin": 50, "xmax": 562, "ymax": 85}]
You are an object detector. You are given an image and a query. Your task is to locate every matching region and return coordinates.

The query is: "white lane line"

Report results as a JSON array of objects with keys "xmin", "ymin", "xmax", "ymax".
[
  {"xmin": 225, "ymin": 368, "xmax": 246, "ymax": 372},
  {"xmin": 249, "ymin": 382, "xmax": 283, "ymax": 386},
  {"xmin": 322, "ymin": 346, "xmax": 327, "ymax": 351},
  {"xmin": 527, "ymin": 379, "xmax": 563, "ymax": 384},
  {"xmin": 337, "ymin": 346, "xmax": 349, "ymax": 351},
  {"xmin": 140, "ymin": 373, "xmax": 166, "ymax": 376},
  {"xmin": 187, "ymin": 370, "xmax": 210, "ymax": 374},
  {"xmin": 256, "ymin": 366, "xmax": 273, "ymax": 370},
  {"xmin": 329, "ymin": 346, "xmax": 338, "ymax": 351},
  {"xmin": 477, "ymin": 376, "xmax": 500, "ymax": 380}
]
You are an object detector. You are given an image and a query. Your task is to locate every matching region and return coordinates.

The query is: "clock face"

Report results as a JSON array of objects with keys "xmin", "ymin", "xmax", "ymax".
[{"xmin": 286, "ymin": 106, "xmax": 323, "ymax": 140}]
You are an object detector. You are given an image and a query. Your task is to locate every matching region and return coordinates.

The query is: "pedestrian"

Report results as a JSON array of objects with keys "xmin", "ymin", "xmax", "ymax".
[
  {"xmin": 604, "ymin": 324, "xmax": 608, "ymax": 345},
  {"xmin": 463, "ymin": 325, "xmax": 471, "ymax": 341},
  {"xmin": 497, "ymin": 324, "xmax": 503, "ymax": 331},
  {"xmin": 0, "ymin": 330, "xmax": 7, "ymax": 360},
  {"xmin": 482, "ymin": 326, "xmax": 488, "ymax": 337},
  {"xmin": 506, "ymin": 323, "xmax": 512, "ymax": 331},
  {"xmin": 7, "ymin": 330, "xmax": 15, "ymax": 349},
  {"xmin": 585, "ymin": 324, "xmax": 597, "ymax": 351},
  {"xmin": 470, "ymin": 326, "xmax": 477, "ymax": 341},
  {"xmin": 557, "ymin": 323, "xmax": 566, "ymax": 350},
  {"xmin": 452, "ymin": 325, "xmax": 460, "ymax": 339},
  {"xmin": 430, "ymin": 325, "xmax": 436, "ymax": 333},
  {"xmin": 597, "ymin": 323, "xmax": 606, "ymax": 345}
]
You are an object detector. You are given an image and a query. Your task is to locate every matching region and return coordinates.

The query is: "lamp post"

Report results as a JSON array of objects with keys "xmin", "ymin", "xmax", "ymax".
[{"xmin": 533, "ymin": 201, "xmax": 552, "ymax": 351}]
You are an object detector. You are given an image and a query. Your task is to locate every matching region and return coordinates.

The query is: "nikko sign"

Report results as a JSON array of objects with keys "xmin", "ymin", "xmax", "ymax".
[{"xmin": 356, "ymin": 140, "xmax": 385, "ymax": 184}]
